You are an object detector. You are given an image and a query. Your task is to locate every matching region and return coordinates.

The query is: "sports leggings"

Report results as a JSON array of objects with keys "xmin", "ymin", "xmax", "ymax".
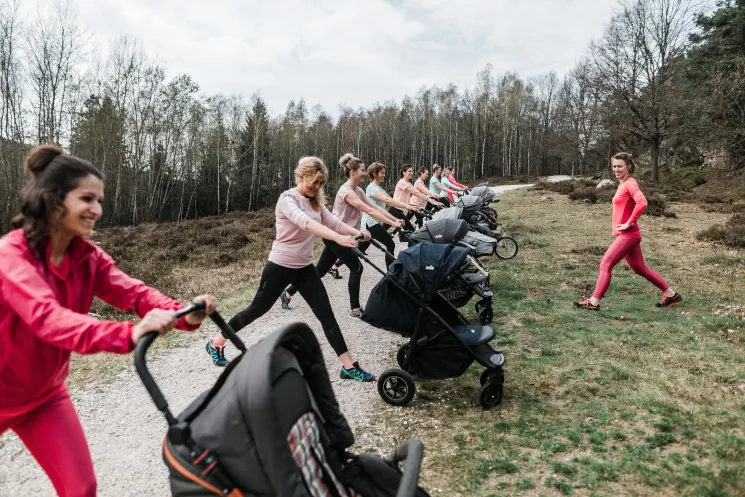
[
  {"xmin": 592, "ymin": 234, "xmax": 669, "ymax": 300},
  {"xmin": 0, "ymin": 388, "xmax": 97, "ymax": 497},
  {"xmin": 387, "ymin": 206, "xmax": 416, "ymax": 232},
  {"xmin": 358, "ymin": 223, "xmax": 396, "ymax": 268},
  {"xmin": 229, "ymin": 262, "xmax": 348, "ymax": 355},
  {"xmin": 286, "ymin": 240, "xmax": 363, "ymax": 309}
]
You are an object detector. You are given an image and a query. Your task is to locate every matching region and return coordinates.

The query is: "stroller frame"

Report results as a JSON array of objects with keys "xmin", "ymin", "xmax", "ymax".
[{"xmin": 354, "ymin": 240, "xmax": 505, "ymax": 410}]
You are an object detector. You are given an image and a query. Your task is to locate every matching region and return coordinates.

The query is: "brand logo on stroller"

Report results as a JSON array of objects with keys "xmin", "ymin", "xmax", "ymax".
[
  {"xmin": 425, "ymin": 265, "xmax": 434, "ymax": 270},
  {"xmin": 435, "ymin": 234, "xmax": 443, "ymax": 238}
]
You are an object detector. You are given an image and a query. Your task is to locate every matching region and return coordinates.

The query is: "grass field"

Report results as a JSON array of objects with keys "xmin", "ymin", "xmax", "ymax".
[{"xmin": 356, "ymin": 188, "xmax": 745, "ymax": 497}]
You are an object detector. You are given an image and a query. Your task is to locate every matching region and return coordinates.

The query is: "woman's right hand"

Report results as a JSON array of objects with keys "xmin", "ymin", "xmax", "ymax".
[
  {"xmin": 131, "ymin": 309, "xmax": 178, "ymax": 345},
  {"xmin": 336, "ymin": 234, "xmax": 358, "ymax": 248}
]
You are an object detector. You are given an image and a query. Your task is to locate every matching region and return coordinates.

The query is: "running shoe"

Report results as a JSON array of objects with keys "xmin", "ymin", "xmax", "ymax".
[
  {"xmin": 340, "ymin": 362, "xmax": 375, "ymax": 382},
  {"xmin": 329, "ymin": 267, "xmax": 343, "ymax": 279},
  {"xmin": 205, "ymin": 339, "xmax": 229, "ymax": 367},
  {"xmin": 280, "ymin": 290, "xmax": 291, "ymax": 310},
  {"xmin": 572, "ymin": 299, "xmax": 600, "ymax": 311},
  {"xmin": 348, "ymin": 307, "xmax": 364, "ymax": 319},
  {"xmin": 655, "ymin": 292, "xmax": 683, "ymax": 308}
]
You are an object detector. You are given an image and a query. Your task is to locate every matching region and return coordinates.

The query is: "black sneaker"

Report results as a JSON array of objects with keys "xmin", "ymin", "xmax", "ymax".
[
  {"xmin": 348, "ymin": 307, "xmax": 363, "ymax": 319},
  {"xmin": 655, "ymin": 292, "xmax": 683, "ymax": 308},
  {"xmin": 329, "ymin": 267, "xmax": 343, "ymax": 279},
  {"xmin": 280, "ymin": 290, "xmax": 291, "ymax": 310},
  {"xmin": 572, "ymin": 299, "xmax": 600, "ymax": 311}
]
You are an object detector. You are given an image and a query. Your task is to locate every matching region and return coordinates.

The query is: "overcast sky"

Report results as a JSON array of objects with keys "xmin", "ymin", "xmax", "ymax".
[{"xmin": 22, "ymin": 0, "xmax": 619, "ymax": 116}]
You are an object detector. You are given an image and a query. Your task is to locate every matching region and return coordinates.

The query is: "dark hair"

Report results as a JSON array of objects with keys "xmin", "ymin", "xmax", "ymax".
[
  {"xmin": 367, "ymin": 161, "xmax": 386, "ymax": 180},
  {"xmin": 612, "ymin": 152, "xmax": 637, "ymax": 175},
  {"xmin": 339, "ymin": 153, "xmax": 365, "ymax": 178},
  {"xmin": 400, "ymin": 164, "xmax": 413, "ymax": 178},
  {"xmin": 11, "ymin": 145, "xmax": 104, "ymax": 250},
  {"xmin": 418, "ymin": 166, "xmax": 429, "ymax": 176}
]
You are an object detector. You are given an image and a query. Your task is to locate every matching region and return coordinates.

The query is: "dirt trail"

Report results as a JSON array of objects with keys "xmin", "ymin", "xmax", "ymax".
[{"xmin": 0, "ymin": 184, "xmax": 535, "ymax": 496}]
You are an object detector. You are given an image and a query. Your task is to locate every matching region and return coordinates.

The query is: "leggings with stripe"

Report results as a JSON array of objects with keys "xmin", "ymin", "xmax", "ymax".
[{"xmin": 593, "ymin": 234, "xmax": 669, "ymax": 300}]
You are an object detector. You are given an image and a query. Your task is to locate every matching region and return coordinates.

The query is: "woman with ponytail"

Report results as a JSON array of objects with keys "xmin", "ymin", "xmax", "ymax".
[
  {"xmin": 206, "ymin": 156, "xmax": 376, "ymax": 382},
  {"xmin": 281, "ymin": 153, "xmax": 403, "ymax": 318},
  {"xmin": 0, "ymin": 145, "xmax": 217, "ymax": 496}
]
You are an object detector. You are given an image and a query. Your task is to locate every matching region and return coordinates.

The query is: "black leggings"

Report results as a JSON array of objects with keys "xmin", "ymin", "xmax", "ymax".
[
  {"xmin": 358, "ymin": 223, "xmax": 396, "ymax": 268},
  {"xmin": 387, "ymin": 206, "xmax": 416, "ymax": 232},
  {"xmin": 286, "ymin": 240, "xmax": 363, "ymax": 309},
  {"xmin": 228, "ymin": 262, "xmax": 348, "ymax": 356}
]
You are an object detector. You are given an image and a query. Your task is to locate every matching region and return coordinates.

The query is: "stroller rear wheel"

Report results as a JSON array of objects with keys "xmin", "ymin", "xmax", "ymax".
[
  {"xmin": 396, "ymin": 345, "xmax": 410, "ymax": 370},
  {"xmin": 495, "ymin": 236, "xmax": 518, "ymax": 259},
  {"xmin": 475, "ymin": 299, "xmax": 493, "ymax": 325},
  {"xmin": 478, "ymin": 381, "xmax": 503, "ymax": 410},
  {"xmin": 480, "ymin": 368, "xmax": 504, "ymax": 386},
  {"xmin": 378, "ymin": 368, "xmax": 416, "ymax": 407}
]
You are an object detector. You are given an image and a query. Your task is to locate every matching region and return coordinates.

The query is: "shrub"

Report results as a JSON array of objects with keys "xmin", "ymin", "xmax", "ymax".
[
  {"xmin": 534, "ymin": 180, "xmax": 576, "ymax": 195},
  {"xmin": 646, "ymin": 192, "xmax": 670, "ymax": 217},
  {"xmin": 698, "ymin": 214, "xmax": 745, "ymax": 248},
  {"xmin": 568, "ymin": 187, "xmax": 598, "ymax": 203}
]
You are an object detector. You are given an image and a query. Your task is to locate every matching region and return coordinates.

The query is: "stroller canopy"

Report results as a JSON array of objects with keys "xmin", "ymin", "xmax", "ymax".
[
  {"xmin": 362, "ymin": 242, "xmax": 470, "ymax": 335},
  {"xmin": 409, "ymin": 218, "xmax": 469, "ymax": 245},
  {"xmin": 471, "ymin": 184, "xmax": 496, "ymax": 203},
  {"xmin": 431, "ymin": 205, "xmax": 463, "ymax": 222},
  {"xmin": 457, "ymin": 195, "xmax": 483, "ymax": 214}
]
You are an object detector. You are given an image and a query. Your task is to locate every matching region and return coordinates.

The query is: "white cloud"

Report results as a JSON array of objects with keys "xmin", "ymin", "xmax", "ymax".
[{"xmin": 20, "ymin": 0, "xmax": 619, "ymax": 116}]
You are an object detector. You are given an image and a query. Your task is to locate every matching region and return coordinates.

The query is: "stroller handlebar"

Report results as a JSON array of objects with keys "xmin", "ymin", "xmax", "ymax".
[
  {"xmin": 393, "ymin": 438, "xmax": 424, "ymax": 497},
  {"xmin": 353, "ymin": 232, "xmax": 365, "ymax": 241},
  {"xmin": 135, "ymin": 302, "xmax": 246, "ymax": 426}
]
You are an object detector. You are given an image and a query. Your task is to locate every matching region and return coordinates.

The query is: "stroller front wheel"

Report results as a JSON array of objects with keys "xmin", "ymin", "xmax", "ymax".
[
  {"xmin": 378, "ymin": 368, "xmax": 416, "ymax": 407},
  {"xmin": 495, "ymin": 236, "xmax": 518, "ymax": 259},
  {"xmin": 480, "ymin": 368, "xmax": 504, "ymax": 387},
  {"xmin": 478, "ymin": 381, "xmax": 503, "ymax": 410}
]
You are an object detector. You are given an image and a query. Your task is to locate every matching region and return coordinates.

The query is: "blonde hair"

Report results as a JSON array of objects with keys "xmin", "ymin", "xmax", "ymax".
[
  {"xmin": 612, "ymin": 152, "xmax": 637, "ymax": 175},
  {"xmin": 294, "ymin": 156, "xmax": 327, "ymax": 211},
  {"xmin": 339, "ymin": 153, "xmax": 365, "ymax": 178}
]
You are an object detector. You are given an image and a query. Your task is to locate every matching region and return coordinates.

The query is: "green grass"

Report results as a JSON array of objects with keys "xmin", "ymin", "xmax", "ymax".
[{"xmin": 363, "ymin": 189, "xmax": 745, "ymax": 497}]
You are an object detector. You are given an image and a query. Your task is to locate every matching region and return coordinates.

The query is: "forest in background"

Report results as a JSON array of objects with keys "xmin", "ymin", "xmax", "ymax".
[{"xmin": 1, "ymin": 0, "xmax": 744, "ymax": 230}]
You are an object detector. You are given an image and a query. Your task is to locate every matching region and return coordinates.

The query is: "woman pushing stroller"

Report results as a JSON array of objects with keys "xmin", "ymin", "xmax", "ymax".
[
  {"xmin": 409, "ymin": 167, "xmax": 444, "ymax": 228},
  {"xmin": 0, "ymin": 145, "xmax": 217, "ymax": 497},
  {"xmin": 206, "ymin": 156, "xmax": 376, "ymax": 382},
  {"xmin": 281, "ymin": 153, "xmax": 404, "ymax": 318},
  {"xmin": 429, "ymin": 164, "xmax": 462, "ymax": 207}
]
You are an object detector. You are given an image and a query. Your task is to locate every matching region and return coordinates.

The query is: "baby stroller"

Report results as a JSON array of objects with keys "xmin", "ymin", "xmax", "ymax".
[
  {"xmin": 406, "ymin": 218, "xmax": 494, "ymax": 324},
  {"xmin": 358, "ymin": 242, "xmax": 506, "ymax": 410},
  {"xmin": 135, "ymin": 302, "xmax": 429, "ymax": 497},
  {"xmin": 435, "ymin": 200, "xmax": 518, "ymax": 260}
]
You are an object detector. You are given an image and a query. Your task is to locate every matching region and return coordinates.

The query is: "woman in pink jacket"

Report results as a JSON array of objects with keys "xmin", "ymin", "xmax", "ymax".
[
  {"xmin": 0, "ymin": 145, "xmax": 217, "ymax": 497},
  {"xmin": 573, "ymin": 153, "xmax": 682, "ymax": 311}
]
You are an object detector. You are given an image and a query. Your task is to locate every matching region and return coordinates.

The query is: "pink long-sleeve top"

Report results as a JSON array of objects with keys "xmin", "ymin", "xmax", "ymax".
[
  {"xmin": 0, "ymin": 229, "xmax": 198, "ymax": 418},
  {"xmin": 612, "ymin": 178, "xmax": 647, "ymax": 237},
  {"xmin": 268, "ymin": 188, "xmax": 344, "ymax": 268}
]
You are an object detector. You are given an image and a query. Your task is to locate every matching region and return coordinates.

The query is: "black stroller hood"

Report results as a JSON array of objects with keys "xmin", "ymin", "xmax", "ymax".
[
  {"xmin": 409, "ymin": 218, "xmax": 470, "ymax": 245},
  {"xmin": 362, "ymin": 242, "xmax": 470, "ymax": 335}
]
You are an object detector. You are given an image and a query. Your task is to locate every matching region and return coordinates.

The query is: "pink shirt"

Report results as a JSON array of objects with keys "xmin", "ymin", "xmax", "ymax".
[
  {"xmin": 268, "ymin": 188, "xmax": 344, "ymax": 268},
  {"xmin": 394, "ymin": 179, "xmax": 413, "ymax": 206},
  {"xmin": 332, "ymin": 182, "xmax": 367, "ymax": 230},
  {"xmin": 409, "ymin": 178, "xmax": 436, "ymax": 209},
  {"xmin": 612, "ymin": 178, "xmax": 647, "ymax": 237}
]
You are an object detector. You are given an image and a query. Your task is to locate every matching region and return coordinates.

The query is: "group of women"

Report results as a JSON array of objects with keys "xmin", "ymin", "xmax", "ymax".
[{"xmin": 0, "ymin": 145, "xmax": 681, "ymax": 497}]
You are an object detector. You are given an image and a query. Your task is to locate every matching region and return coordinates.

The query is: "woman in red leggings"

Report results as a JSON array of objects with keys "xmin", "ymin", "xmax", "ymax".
[
  {"xmin": 0, "ymin": 145, "xmax": 217, "ymax": 496},
  {"xmin": 573, "ymin": 153, "xmax": 682, "ymax": 311}
]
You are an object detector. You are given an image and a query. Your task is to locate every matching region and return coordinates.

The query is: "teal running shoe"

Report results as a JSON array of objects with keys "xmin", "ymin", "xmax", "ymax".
[
  {"xmin": 340, "ymin": 362, "xmax": 375, "ymax": 382},
  {"xmin": 205, "ymin": 339, "xmax": 229, "ymax": 367}
]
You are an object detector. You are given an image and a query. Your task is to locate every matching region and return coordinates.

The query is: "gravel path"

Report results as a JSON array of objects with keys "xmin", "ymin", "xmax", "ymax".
[{"xmin": 0, "ymin": 183, "xmax": 541, "ymax": 496}]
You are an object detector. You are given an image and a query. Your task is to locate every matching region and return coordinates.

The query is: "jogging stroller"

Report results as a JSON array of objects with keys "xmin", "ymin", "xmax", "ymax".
[
  {"xmin": 435, "ymin": 200, "xmax": 519, "ymax": 260},
  {"xmin": 135, "ymin": 302, "xmax": 429, "ymax": 497},
  {"xmin": 358, "ymin": 242, "xmax": 506, "ymax": 410}
]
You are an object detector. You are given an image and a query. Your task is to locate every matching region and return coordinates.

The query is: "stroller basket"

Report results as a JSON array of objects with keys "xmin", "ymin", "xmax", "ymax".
[{"xmin": 135, "ymin": 305, "xmax": 428, "ymax": 497}]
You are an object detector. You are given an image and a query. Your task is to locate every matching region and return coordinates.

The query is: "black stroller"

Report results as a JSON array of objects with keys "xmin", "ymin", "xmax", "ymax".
[
  {"xmin": 135, "ymin": 302, "xmax": 429, "ymax": 497},
  {"xmin": 358, "ymin": 242, "xmax": 506, "ymax": 410}
]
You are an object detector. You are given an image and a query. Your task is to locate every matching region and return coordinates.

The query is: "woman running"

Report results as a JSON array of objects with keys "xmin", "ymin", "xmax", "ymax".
[
  {"xmin": 0, "ymin": 145, "xmax": 217, "ymax": 497},
  {"xmin": 429, "ymin": 164, "xmax": 461, "ymax": 207},
  {"xmin": 573, "ymin": 152, "xmax": 683, "ymax": 311},
  {"xmin": 281, "ymin": 153, "xmax": 403, "ymax": 318},
  {"xmin": 206, "ymin": 156, "xmax": 375, "ymax": 382},
  {"xmin": 409, "ymin": 167, "xmax": 444, "ymax": 228},
  {"xmin": 440, "ymin": 167, "xmax": 467, "ymax": 203}
]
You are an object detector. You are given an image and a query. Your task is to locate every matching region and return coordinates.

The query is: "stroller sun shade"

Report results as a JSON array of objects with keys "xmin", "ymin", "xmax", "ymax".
[
  {"xmin": 430, "ymin": 205, "xmax": 463, "ymax": 222},
  {"xmin": 457, "ymin": 195, "xmax": 483, "ymax": 214},
  {"xmin": 362, "ymin": 242, "xmax": 471, "ymax": 336},
  {"xmin": 409, "ymin": 218, "xmax": 469, "ymax": 245}
]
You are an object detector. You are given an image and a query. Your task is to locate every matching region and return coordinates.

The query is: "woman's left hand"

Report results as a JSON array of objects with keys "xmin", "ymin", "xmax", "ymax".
[
  {"xmin": 185, "ymin": 294, "xmax": 217, "ymax": 326},
  {"xmin": 617, "ymin": 222, "xmax": 633, "ymax": 231},
  {"xmin": 360, "ymin": 229, "xmax": 372, "ymax": 242}
]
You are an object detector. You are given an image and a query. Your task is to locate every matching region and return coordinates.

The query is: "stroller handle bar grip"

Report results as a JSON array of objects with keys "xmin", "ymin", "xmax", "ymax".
[
  {"xmin": 393, "ymin": 438, "xmax": 424, "ymax": 497},
  {"xmin": 135, "ymin": 301, "xmax": 246, "ymax": 426},
  {"xmin": 353, "ymin": 232, "xmax": 365, "ymax": 241}
]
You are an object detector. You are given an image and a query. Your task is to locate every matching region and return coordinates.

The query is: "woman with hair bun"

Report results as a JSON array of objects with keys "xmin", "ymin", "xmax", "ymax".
[
  {"xmin": 0, "ymin": 145, "xmax": 217, "ymax": 496},
  {"xmin": 206, "ymin": 156, "xmax": 376, "ymax": 382},
  {"xmin": 281, "ymin": 153, "xmax": 403, "ymax": 318},
  {"xmin": 573, "ymin": 152, "xmax": 682, "ymax": 311}
]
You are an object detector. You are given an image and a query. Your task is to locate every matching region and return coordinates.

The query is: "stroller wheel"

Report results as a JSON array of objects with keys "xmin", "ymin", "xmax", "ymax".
[
  {"xmin": 480, "ymin": 368, "xmax": 504, "ymax": 387},
  {"xmin": 377, "ymin": 368, "xmax": 416, "ymax": 407},
  {"xmin": 495, "ymin": 236, "xmax": 518, "ymax": 259},
  {"xmin": 396, "ymin": 345, "xmax": 409, "ymax": 370},
  {"xmin": 478, "ymin": 381, "xmax": 503, "ymax": 410},
  {"xmin": 476, "ymin": 301, "xmax": 493, "ymax": 325}
]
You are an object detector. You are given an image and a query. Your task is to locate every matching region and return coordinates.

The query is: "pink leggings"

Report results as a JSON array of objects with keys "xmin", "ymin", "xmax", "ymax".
[
  {"xmin": 0, "ymin": 388, "xmax": 96, "ymax": 496},
  {"xmin": 593, "ymin": 235, "xmax": 669, "ymax": 300}
]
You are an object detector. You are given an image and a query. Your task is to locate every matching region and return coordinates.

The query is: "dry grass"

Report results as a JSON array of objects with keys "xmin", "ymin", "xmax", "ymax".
[{"xmin": 357, "ymin": 189, "xmax": 745, "ymax": 496}]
